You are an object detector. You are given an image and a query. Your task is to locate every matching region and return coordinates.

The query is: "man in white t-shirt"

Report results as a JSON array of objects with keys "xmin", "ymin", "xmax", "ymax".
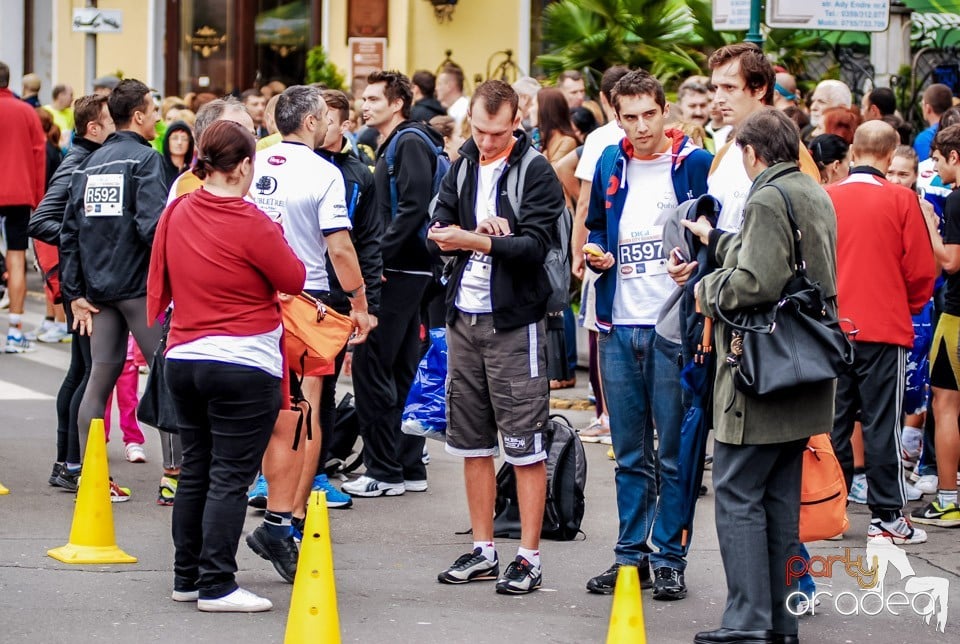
[
  {"xmin": 245, "ymin": 85, "xmax": 371, "ymax": 584},
  {"xmin": 438, "ymin": 64, "xmax": 469, "ymax": 132},
  {"xmin": 583, "ymin": 70, "xmax": 713, "ymax": 602}
]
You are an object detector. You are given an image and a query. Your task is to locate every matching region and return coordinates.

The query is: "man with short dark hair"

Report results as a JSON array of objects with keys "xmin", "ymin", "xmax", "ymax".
[
  {"xmin": 410, "ymin": 70, "xmax": 446, "ymax": 123},
  {"xmin": 828, "ymin": 120, "xmax": 937, "ymax": 544},
  {"xmin": 241, "ymin": 88, "xmax": 268, "ymax": 138},
  {"xmin": 0, "ymin": 60, "xmax": 47, "ymax": 353},
  {"xmin": 60, "ymin": 78, "xmax": 168, "ymax": 501},
  {"xmin": 428, "ymin": 79, "xmax": 564, "ymax": 595},
  {"xmin": 342, "ymin": 71, "xmax": 443, "ymax": 498},
  {"xmin": 915, "ymin": 83, "xmax": 955, "ymax": 161},
  {"xmin": 676, "ymin": 79, "xmax": 710, "ymax": 127},
  {"xmin": 558, "ymin": 70, "xmax": 586, "ymax": 110},
  {"xmin": 862, "ymin": 87, "xmax": 897, "ymax": 121},
  {"xmin": 583, "ymin": 70, "xmax": 712, "ymax": 601}
]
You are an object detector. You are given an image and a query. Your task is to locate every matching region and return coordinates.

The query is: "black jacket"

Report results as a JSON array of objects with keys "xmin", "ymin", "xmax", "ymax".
[
  {"xmin": 29, "ymin": 137, "xmax": 100, "ymax": 245},
  {"xmin": 410, "ymin": 97, "xmax": 447, "ymax": 124},
  {"xmin": 60, "ymin": 130, "xmax": 167, "ymax": 302},
  {"xmin": 373, "ymin": 121, "xmax": 445, "ymax": 272},
  {"xmin": 316, "ymin": 139, "xmax": 383, "ymax": 315},
  {"xmin": 427, "ymin": 130, "xmax": 564, "ymax": 330},
  {"xmin": 160, "ymin": 120, "xmax": 195, "ymax": 190}
]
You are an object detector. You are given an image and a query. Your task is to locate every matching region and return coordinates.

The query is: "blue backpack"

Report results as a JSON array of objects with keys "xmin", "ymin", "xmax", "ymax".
[{"xmin": 384, "ymin": 128, "xmax": 451, "ymax": 235}]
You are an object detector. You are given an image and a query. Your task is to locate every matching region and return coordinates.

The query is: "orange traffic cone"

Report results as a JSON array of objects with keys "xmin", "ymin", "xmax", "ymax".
[
  {"xmin": 0, "ymin": 480, "xmax": 8, "ymax": 495},
  {"xmin": 284, "ymin": 490, "xmax": 340, "ymax": 643},
  {"xmin": 47, "ymin": 419, "xmax": 137, "ymax": 564},
  {"xmin": 606, "ymin": 564, "xmax": 647, "ymax": 643}
]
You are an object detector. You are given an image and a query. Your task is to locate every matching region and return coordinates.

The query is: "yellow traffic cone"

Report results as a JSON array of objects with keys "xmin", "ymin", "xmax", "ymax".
[
  {"xmin": 0, "ymin": 480, "xmax": 9, "ymax": 495},
  {"xmin": 285, "ymin": 490, "xmax": 340, "ymax": 644},
  {"xmin": 47, "ymin": 419, "xmax": 137, "ymax": 564},
  {"xmin": 606, "ymin": 564, "xmax": 647, "ymax": 643}
]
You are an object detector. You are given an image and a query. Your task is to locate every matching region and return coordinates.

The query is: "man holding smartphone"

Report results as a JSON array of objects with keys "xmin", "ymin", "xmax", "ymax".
[{"xmin": 582, "ymin": 70, "xmax": 712, "ymax": 600}]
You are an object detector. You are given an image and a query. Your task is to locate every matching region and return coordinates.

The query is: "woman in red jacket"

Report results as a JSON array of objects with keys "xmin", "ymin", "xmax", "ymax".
[{"xmin": 147, "ymin": 119, "xmax": 305, "ymax": 613}]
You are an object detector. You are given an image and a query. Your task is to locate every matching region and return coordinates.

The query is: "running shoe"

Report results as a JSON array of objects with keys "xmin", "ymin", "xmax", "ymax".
[
  {"xmin": 157, "ymin": 475, "xmax": 178, "ymax": 506},
  {"xmin": 54, "ymin": 466, "xmax": 81, "ymax": 492},
  {"xmin": 5, "ymin": 330, "xmax": 34, "ymax": 353},
  {"xmin": 37, "ymin": 323, "xmax": 70, "ymax": 344},
  {"xmin": 24, "ymin": 319, "xmax": 55, "ymax": 342},
  {"xmin": 578, "ymin": 417, "xmax": 611, "ymax": 444},
  {"xmin": 124, "ymin": 442, "xmax": 147, "ymax": 463},
  {"xmin": 438, "ymin": 548, "xmax": 499, "ymax": 584},
  {"xmin": 867, "ymin": 515, "xmax": 927, "ymax": 544},
  {"xmin": 48, "ymin": 462, "xmax": 63, "ymax": 487},
  {"xmin": 311, "ymin": 473, "xmax": 352, "ymax": 508},
  {"xmin": 246, "ymin": 525, "xmax": 298, "ymax": 583},
  {"xmin": 910, "ymin": 500, "xmax": 960, "ymax": 527},
  {"xmin": 495, "ymin": 556, "xmax": 542, "ymax": 595},
  {"xmin": 109, "ymin": 479, "xmax": 132, "ymax": 503},
  {"xmin": 341, "ymin": 475, "xmax": 404, "ymax": 497},
  {"xmin": 847, "ymin": 473, "xmax": 868, "ymax": 504},
  {"xmin": 247, "ymin": 474, "xmax": 268, "ymax": 509}
]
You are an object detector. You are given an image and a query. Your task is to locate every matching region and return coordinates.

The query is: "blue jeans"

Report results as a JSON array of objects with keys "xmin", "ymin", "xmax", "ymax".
[{"xmin": 599, "ymin": 326, "xmax": 687, "ymax": 570}]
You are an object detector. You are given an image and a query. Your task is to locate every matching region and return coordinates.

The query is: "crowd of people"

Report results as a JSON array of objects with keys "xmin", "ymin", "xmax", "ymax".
[{"xmin": 0, "ymin": 40, "xmax": 958, "ymax": 639}]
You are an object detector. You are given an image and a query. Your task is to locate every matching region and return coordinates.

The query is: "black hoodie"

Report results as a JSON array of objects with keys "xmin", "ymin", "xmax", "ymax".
[
  {"xmin": 372, "ymin": 120, "xmax": 446, "ymax": 273},
  {"xmin": 160, "ymin": 120, "xmax": 195, "ymax": 190},
  {"xmin": 410, "ymin": 97, "xmax": 447, "ymax": 124}
]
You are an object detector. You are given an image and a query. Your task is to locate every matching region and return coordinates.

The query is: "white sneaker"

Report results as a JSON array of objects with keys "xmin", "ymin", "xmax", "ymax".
[
  {"xmin": 24, "ymin": 319, "xmax": 55, "ymax": 342},
  {"xmin": 847, "ymin": 473, "xmax": 868, "ymax": 504},
  {"xmin": 37, "ymin": 323, "xmax": 70, "ymax": 343},
  {"xmin": 915, "ymin": 474, "xmax": 939, "ymax": 495},
  {"xmin": 904, "ymin": 479, "xmax": 924, "ymax": 501},
  {"xmin": 404, "ymin": 479, "xmax": 428, "ymax": 492},
  {"xmin": 341, "ymin": 475, "xmax": 405, "ymax": 497},
  {"xmin": 197, "ymin": 587, "xmax": 272, "ymax": 612},
  {"xmin": 5, "ymin": 331, "xmax": 35, "ymax": 353},
  {"xmin": 867, "ymin": 516, "xmax": 927, "ymax": 545},
  {"xmin": 124, "ymin": 443, "xmax": 147, "ymax": 463},
  {"xmin": 171, "ymin": 589, "xmax": 199, "ymax": 602}
]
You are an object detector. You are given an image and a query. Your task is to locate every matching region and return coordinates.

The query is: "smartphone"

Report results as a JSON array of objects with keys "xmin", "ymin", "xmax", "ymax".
[
  {"xmin": 671, "ymin": 247, "xmax": 688, "ymax": 263},
  {"xmin": 582, "ymin": 244, "xmax": 605, "ymax": 258}
]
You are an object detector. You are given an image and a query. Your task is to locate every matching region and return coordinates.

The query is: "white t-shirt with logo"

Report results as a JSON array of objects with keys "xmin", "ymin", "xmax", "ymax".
[
  {"xmin": 709, "ymin": 141, "xmax": 752, "ymax": 233},
  {"xmin": 456, "ymin": 153, "xmax": 510, "ymax": 313},
  {"xmin": 612, "ymin": 153, "xmax": 677, "ymax": 325},
  {"xmin": 251, "ymin": 141, "xmax": 351, "ymax": 291}
]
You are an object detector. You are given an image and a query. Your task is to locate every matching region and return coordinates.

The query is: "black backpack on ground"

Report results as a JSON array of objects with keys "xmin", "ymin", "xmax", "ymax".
[{"xmin": 493, "ymin": 414, "xmax": 587, "ymax": 541}]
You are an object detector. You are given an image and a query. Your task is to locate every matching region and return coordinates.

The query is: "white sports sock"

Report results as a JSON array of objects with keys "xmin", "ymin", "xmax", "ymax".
[
  {"xmin": 9, "ymin": 313, "xmax": 22, "ymax": 328},
  {"xmin": 937, "ymin": 489, "xmax": 958, "ymax": 507},
  {"xmin": 517, "ymin": 546, "xmax": 540, "ymax": 568},
  {"xmin": 473, "ymin": 541, "xmax": 496, "ymax": 562}
]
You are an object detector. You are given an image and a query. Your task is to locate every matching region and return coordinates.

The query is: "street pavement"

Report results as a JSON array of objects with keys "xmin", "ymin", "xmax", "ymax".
[{"xmin": 1, "ymin": 287, "xmax": 958, "ymax": 643}]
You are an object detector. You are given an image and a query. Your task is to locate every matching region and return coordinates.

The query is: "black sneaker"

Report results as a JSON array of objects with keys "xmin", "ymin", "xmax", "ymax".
[
  {"xmin": 586, "ymin": 560, "xmax": 652, "ymax": 594},
  {"xmin": 652, "ymin": 566, "xmax": 687, "ymax": 600},
  {"xmin": 48, "ymin": 462, "xmax": 63, "ymax": 486},
  {"xmin": 54, "ymin": 466, "xmax": 81, "ymax": 492},
  {"xmin": 495, "ymin": 556, "xmax": 542, "ymax": 595},
  {"xmin": 245, "ymin": 525, "xmax": 299, "ymax": 583},
  {"xmin": 437, "ymin": 548, "xmax": 499, "ymax": 584}
]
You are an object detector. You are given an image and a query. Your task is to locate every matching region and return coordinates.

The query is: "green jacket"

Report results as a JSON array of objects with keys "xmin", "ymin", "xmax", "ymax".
[{"xmin": 697, "ymin": 162, "xmax": 839, "ymax": 445}]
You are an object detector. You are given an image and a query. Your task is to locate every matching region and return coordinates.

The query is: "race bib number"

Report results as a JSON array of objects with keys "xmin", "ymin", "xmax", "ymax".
[
  {"xmin": 618, "ymin": 226, "xmax": 666, "ymax": 278},
  {"xmin": 464, "ymin": 251, "xmax": 492, "ymax": 281},
  {"xmin": 84, "ymin": 174, "xmax": 124, "ymax": 217}
]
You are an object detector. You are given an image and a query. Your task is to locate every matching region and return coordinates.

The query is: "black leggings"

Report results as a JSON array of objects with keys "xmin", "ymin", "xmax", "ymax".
[
  {"xmin": 56, "ymin": 306, "xmax": 89, "ymax": 463},
  {"xmin": 77, "ymin": 297, "xmax": 164, "ymax": 461}
]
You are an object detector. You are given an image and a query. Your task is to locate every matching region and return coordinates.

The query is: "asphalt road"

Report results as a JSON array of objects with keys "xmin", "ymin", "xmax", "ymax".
[{"xmin": 1, "ymin": 288, "xmax": 957, "ymax": 643}]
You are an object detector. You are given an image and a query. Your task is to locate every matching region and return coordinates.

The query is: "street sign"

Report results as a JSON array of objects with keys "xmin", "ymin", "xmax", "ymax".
[
  {"xmin": 766, "ymin": 0, "xmax": 890, "ymax": 31},
  {"xmin": 713, "ymin": 0, "xmax": 752, "ymax": 30},
  {"xmin": 349, "ymin": 37, "xmax": 387, "ymax": 91},
  {"xmin": 72, "ymin": 8, "xmax": 123, "ymax": 34}
]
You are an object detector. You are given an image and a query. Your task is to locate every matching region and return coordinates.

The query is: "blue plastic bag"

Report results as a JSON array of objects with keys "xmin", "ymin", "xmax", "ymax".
[{"xmin": 401, "ymin": 328, "xmax": 448, "ymax": 441}]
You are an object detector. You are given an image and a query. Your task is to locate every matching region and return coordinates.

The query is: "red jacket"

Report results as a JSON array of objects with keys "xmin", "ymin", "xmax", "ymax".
[
  {"xmin": 147, "ymin": 188, "xmax": 306, "ymax": 351},
  {"xmin": 826, "ymin": 169, "xmax": 937, "ymax": 347},
  {"xmin": 0, "ymin": 88, "xmax": 46, "ymax": 208}
]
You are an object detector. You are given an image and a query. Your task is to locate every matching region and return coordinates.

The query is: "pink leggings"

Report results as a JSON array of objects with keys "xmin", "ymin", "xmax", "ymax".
[{"xmin": 103, "ymin": 358, "xmax": 145, "ymax": 445}]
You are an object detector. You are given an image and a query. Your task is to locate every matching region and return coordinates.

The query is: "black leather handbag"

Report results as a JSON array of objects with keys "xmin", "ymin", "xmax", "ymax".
[
  {"xmin": 137, "ymin": 313, "xmax": 179, "ymax": 433},
  {"xmin": 715, "ymin": 183, "xmax": 855, "ymax": 397}
]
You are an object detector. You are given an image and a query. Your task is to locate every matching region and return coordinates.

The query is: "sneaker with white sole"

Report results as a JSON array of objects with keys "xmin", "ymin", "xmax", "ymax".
[
  {"xmin": 578, "ymin": 416, "xmax": 610, "ymax": 443},
  {"xmin": 37, "ymin": 323, "xmax": 70, "ymax": 343},
  {"xmin": 197, "ymin": 587, "xmax": 272, "ymax": 613},
  {"xmin": 341, "ymin": 475, "xmax": 404, "ymax": 497},
  {"xmin": 5, "ymin": 330, "xmax": 35, "ymax": 354},
  {"xmin": 495, "ymin": 556, "xmax": 542, "ymax": 595},
  {"xmin": 109, "ymin": 479, "xmax": 132, "ymax": 503},
  {"xmin": 847, "ymin": 473, "xmax": 867, "ymax": 504},
  {"xmin": 867, "ymin": 515, "xmax": 927, "ymax": 544},
  {"xmin": 915, "ymin": 474, "xmax": 939, "ymax": 495},
  {"xmin": 311, "ymin": 473, "xmax": 352, "ymax": 508},
  {"xmin": 24, "ymin": 319, "xmax": 55, "ymax": 342},
  {"xmin": 910, "ymin": 500, "xmax": 960, "ymax": 527},
  {"xmin": 124, "ymin": 442, "xmax": 147, "ymax": 463},
  {"xmin": 904, "ymin": 479, "xmax": 924, "ymax": 501},
  {"xmin": 438, "ymin": 548, "xmax": 499, "ymax": 584},
  {"xmin": 404, "ymin": 479, "xmax": 428, "ymax": 492},
  {"xmin": 171, "ymin": 589, "xmax": 199, "ymax": 602}
]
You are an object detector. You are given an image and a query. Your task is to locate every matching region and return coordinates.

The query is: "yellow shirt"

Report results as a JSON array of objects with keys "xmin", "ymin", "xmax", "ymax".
[
  {"xmin": 42, "ymin": 105, "xmax": 74, "ymax": 134},
  {"xmin": 256, "ymin": 133, "xmax": 282, "ymax": 152}
]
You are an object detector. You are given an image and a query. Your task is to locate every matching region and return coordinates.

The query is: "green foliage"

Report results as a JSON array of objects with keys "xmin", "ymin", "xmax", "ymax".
[
  {"xmin": 536, "ymin": 0, "xmax": 701, "ymax": 89},
  {"xmin": 305, "ymin": 46, "xmax": 347, "ymax": 91}
]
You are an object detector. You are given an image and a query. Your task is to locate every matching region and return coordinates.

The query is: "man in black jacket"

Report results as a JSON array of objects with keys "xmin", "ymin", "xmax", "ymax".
[
  {"xmin": 410, "ymin": 70, "xmax": 447, "ymax": 124},
  {"xmin": 343, "ymin": 70, "xmax": 440, "ymax": 498},
  {"xmin": 60, "ymin": 79, "xmax": 167, "ymax": 499},
  {"xmin": 29, "ymin": 94, "xmax": 115, "ymax": 491},
  {"xmin": 427, "ymin": 80, "xmax": 564, "ymax": 595}
]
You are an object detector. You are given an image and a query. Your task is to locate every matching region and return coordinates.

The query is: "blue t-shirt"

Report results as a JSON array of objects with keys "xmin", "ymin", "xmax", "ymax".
[{"xmin": 914, "ymin": 124, "xmax": 939, "ymax": 161}]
